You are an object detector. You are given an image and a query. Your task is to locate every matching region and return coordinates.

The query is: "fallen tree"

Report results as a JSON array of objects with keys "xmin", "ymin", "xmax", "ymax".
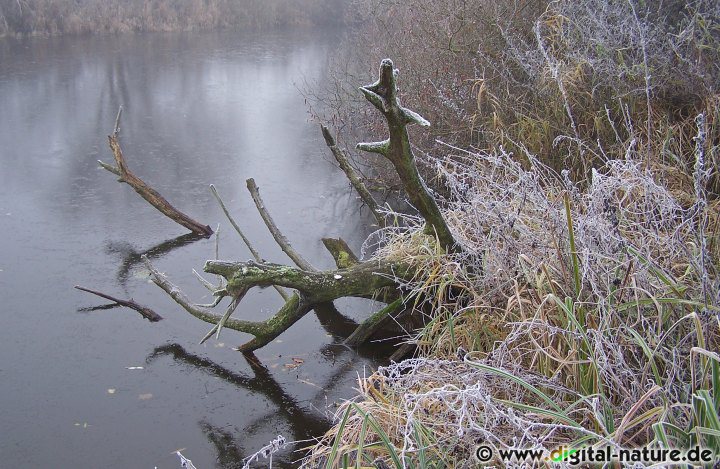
[{"xmin": 95, "ymin": 59, "xmax": 458, "ymax": 353}]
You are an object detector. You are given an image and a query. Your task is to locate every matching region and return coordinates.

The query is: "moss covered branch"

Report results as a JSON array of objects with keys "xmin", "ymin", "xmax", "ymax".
[{"xmin": 357, "ymin": 59, "xmax": 458, "ymax": 252}]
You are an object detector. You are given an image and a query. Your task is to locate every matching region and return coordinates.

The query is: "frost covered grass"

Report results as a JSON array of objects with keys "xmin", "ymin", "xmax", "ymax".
[
  {"xmin": 303, "ymin": 106, "xmax": 719, "ymax": 466},
  {"xmin": 301, "ymin": 2, "xmax": 720, "ymax": 463}
]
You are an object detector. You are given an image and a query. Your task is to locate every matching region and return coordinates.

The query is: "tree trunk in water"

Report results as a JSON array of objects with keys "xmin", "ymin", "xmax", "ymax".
[{"xmin": 91, "ymin": 61, "xmax": 458, "ymax": 352}]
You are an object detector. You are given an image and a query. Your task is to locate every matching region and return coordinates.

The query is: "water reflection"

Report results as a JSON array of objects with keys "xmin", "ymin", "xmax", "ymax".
[
  {"xmin": 0, "ymin": 28, "xmax": 387, "ymax": 468},
  {"xmin": 148, "ymin": 344, "xmax": 329, "ymax": 461},
  {"xmin": 106, "ymin": 232, "xmax": 205, "ymax": 287}
]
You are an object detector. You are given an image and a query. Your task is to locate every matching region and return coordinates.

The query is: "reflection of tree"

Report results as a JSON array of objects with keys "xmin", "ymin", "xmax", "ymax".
[
  {"xmin": 312, "ymin": 301, "xmax": 357, "ymax": 340},
  {"xmin": 147, "ymin": 342, "xmax": 389, "ymax": 467},
  {"xmin": 198, "ymin": 421, "xmax": 245, "ymax": 469},
  {"xmin": 147, "ymin": 344, "xmax": 329, "ymax": 443},
  {"xmin": 106, "ymin": 232, "xmax": 204, "ymax": 287}
]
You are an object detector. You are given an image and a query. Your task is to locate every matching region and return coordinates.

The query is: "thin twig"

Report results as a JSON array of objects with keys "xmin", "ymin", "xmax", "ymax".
[{"xmin": 210, "ymin": 184, "xmax": 289, "ymax": 300}]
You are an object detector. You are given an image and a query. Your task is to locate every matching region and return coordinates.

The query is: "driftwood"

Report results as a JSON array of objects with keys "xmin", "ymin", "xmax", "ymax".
[
  {"xmin": 145, "ymin": 256, "xmax": 408, "ymax": 352},
  {"xmin": 93, "ymin": 60, "xmax": 456, "ymax": 353},
  {"xmin": 74, "ymin": 285, "xmax": 163, "ymax": 322},
  {"xmin": 99, "ymin": 107, "xmax": 213, "ymax": 237}
]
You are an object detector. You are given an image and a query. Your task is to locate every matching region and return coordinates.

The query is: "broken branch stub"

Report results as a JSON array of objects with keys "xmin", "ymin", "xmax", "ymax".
[{"xmin": 357, "ymin": 59, "xmax": 458, "ymax": 252}]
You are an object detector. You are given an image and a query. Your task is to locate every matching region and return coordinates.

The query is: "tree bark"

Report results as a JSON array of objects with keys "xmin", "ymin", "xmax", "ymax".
[
  {"xmin": 344, "ymin": 297, "xmax": 403, "ymax": 346},
  {"xmin": 100, "ymin": 61, "xmax": 460, "ymax": 353},
  {"xmin": 146, "ymin": 256, "xmax": 409, "ymax": 352}
]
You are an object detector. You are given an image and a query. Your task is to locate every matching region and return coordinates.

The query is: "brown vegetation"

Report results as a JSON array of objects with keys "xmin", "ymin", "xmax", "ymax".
[
  {"xmin": 0, "ymin": 0, "xmax": 347, "ymax": 37},
  {"xmin": 314, "ymin": 0, "xmax": 719, "ymax": 187},
  {"xmin": 302, "ymin": 1, "xmax": 720, "ymax": 466}
]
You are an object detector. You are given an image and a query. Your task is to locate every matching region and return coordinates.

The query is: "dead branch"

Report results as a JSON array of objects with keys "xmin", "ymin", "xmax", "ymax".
[
  {"xmin": 344, "ymin": 297, "xmax": 403, "ymax": 346},
  {"xmin": 204, "ymin": 259, "xmax": 404, "ymax": 302},
  {"xmin": 74, "ymin": 285, "xmax": 163, "ymax": 322},
  {"xmin": 246, "ymin": 178, "xmax": 314, "ymax": 271},
  {"xmin": 321, "ymin": 125, "xmax": 386, "ymax": 227},
  {"xmin": 98, "ymin": 108, "xmax": 213, "ymax": 237},
  {"xmin": 357, "ymin": 59, "xmax": 459, "ymax": 252},
  {"xmin": 118, "ymin": 61, "xmax": 456, "ymax": 352},
  {"xmin": 210, "ymin": 184, "xmax": 289, "ymax": 301},
  {"xmin": 321, "ymin": 237, "xmax": 359, "ymax": 269}
]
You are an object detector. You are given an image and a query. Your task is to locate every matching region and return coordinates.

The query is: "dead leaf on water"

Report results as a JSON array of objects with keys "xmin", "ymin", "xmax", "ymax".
[
  {"xmin": 284, "ymin": 358, "xmax": 304, "ymax": 370},
  {"xmin": 107, "ymin": 388, "xmax": 116, "ymax": 394}
]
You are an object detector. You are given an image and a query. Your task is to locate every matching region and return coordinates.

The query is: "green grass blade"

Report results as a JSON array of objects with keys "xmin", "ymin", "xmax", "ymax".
[
  {"xmin": 326, "ymin": 405, "xmax": 353, "ymax": 469},
  {"xmin": 626, "ymin": 327, "xmax": 663, "ymax": 385},
  {"xmin": 465, "ymin": 358, "xmax": 564, "ymax": 414},
  {"xmin": 563, "ymin": 192, "xmax": 582, "ymax": 297}
]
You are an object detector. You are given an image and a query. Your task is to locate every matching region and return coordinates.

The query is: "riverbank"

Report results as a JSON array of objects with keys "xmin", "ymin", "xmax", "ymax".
[{"xmin": 304, "ymin": 0, "xmax": 720, "ymax": 466}]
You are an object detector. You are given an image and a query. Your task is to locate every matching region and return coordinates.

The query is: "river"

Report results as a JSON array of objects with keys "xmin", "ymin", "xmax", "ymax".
[{"xmin": 0, "ymin": 29, "xmax": 386, "ymax": 468}]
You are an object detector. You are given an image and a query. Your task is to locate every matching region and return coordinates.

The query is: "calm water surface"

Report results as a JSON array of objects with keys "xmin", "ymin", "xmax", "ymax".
[{"xmin": 0, "ymin": 29, "xmax": 385, "ymax": 468}]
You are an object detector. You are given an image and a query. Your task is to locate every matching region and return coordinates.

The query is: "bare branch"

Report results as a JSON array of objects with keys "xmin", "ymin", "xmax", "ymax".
[
  {"xmin": 344, "ymin": 297, "xmax": 403, "ymax": 346},
  {"xmin": 210, "ymin": 184, "xmax": 289, "ymax": 301},
  {"xmin": 321, "ymin": 125, "xmax": 386, "ymax": 227},
  {"xmin": 74, "ymin": 285, "xmax": 162, "ymax": 322},
  {"xmin": 246, "ymin": 178, "xmax": 314, "ymax": 271},
  {"xmin": 113, "ymin": 105, "xmax": 123, "ymax": 136},
  {"xmin": 204, "ymin": 259, "xmax": 403, "ymax": 302},
  {"xmin": 358, "ymin": 59, "xmax": 458, "ymax": 252},
  {"xmin": 98, "ymin": 112, "xmax": 213, "ymax": 237}
]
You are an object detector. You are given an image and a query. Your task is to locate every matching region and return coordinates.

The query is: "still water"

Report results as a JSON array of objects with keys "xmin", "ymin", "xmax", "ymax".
[{"xmin": 0, "ymin": 29, "xmax": 385, "ymax": 468}]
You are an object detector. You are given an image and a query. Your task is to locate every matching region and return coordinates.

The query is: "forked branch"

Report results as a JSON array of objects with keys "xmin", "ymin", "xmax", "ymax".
[
  {"xmin": 357, "ymin": 59, "xmax": 458, "ymax": 252},
  {"xmin": 145, "ymin": 255, "xmax": 408, "ymax": 352}
]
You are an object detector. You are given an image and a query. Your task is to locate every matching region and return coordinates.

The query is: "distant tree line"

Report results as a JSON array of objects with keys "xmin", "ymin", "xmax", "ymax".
[{"xmin": 0, "ymin": 0, "xmax": 348, "ymax": 36}]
